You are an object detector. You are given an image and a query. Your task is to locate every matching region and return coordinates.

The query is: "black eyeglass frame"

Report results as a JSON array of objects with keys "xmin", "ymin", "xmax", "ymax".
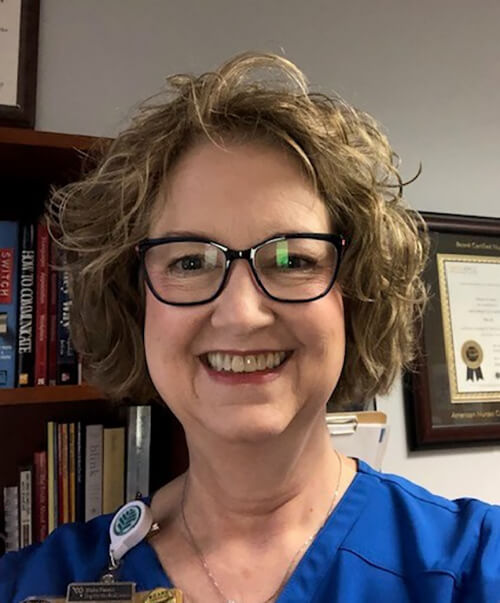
[{"xmin": 136, "ymin": 233, "xmax": 347, "ymax": 306}]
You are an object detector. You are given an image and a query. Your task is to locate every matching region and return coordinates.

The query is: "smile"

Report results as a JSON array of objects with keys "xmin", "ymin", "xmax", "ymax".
[{"xmin": 203, "ymin": 351, "xmax": 290, "ymax": 373}]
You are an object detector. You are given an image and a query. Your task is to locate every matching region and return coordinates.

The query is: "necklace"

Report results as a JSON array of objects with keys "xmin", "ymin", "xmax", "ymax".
[{"xmin": 180, "ymin": 448, "xmax": 343, "ymax": 603}]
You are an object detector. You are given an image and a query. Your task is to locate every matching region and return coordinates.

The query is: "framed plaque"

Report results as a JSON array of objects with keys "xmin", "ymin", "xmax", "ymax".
[
  {"xmin": 405, "ymin": 212, "xmax": 500, "ymax": 449},
  {"xmin": 0, "ymin": 0, "xmax": 39, "ymax": 128}
]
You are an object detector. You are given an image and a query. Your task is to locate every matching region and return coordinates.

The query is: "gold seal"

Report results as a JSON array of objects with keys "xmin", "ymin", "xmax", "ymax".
[
  {"xmin": 143, "ymin": 587, "xmax": 183, "ymax": 603},
  {"xmin": 461, "ymin": 340, "xmax": 483, "ymax": 369}
]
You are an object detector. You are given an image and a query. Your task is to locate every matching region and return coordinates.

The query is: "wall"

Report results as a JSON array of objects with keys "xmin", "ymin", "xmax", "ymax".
[{"xmin": 36, "ymin": 0, "xmax": 500, "ymax": 502}]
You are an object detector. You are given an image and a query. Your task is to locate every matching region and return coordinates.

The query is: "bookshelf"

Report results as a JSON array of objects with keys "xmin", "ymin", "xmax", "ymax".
[{"xmin": 0, "ymin": 127, "xmax": 188, "ymax": 542}]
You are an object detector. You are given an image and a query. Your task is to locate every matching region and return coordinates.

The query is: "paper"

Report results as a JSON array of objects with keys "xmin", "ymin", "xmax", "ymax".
[
  {"xmin": 437, "ymin": 254, "xmax": 500, "ymax": 403},
  {"xmin": 0, "ymin": 0, "xmax": 22, "ymax": 106},
  {"xmin": 326, "ymin": 412, "xmax": 389, "ymax": 470}
]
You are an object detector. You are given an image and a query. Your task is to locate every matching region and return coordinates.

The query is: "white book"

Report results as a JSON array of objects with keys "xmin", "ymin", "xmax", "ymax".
[
  {"xmin": 19, "ymin": 467, "xmax": 32, "ymax": 548},
  {"xmin": 85, "ymin": 424, "xmax": 103, "ymax": 521},
  {"xmin": 3, "ymin": 486, "xmax": 19, "ymax": 552},
  {"xmin": 126, "ymin": 406, "xmax": 151, "ymax": 501}
]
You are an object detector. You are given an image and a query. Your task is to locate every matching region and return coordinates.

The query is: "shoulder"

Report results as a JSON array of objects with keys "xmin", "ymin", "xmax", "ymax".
[
  {"xmin": 0, "ymin": 512, "xmax": 113, "ymax": 603},
  {"xmin": 343, "ymin": 460, "xmax": 500, "ymax": 597}
]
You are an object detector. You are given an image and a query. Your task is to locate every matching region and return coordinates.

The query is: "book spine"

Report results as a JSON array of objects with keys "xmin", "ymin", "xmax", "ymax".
[
  {"xmin": 47, "ymin": 240, "xmax": 58, "ymax": 386},
  {"xmin": 34, "ymin": 220, "xmax": 49, "ymax": 386},
  {"xmin": 126, "ymin": 406, "xmax": 151, "ymax": 501},
  {"xmin": 68, "ymin": 422, "xmax": 76, "ymax": 522},
  {"xmin": 85, "ymin": 424, "xmax": 103, "ymax": 521},
  {"xmin": 57, "ymin": 423, "xmax": 70, "ymax": 524},
  {"xmin": 102, "ymin": 427, "xmax": 125, "ymax": 514},
  {"xmin": 47, "ymin": 421, "xmax": 58, "ymax": 534},
  {"xmin": 56, "ymin": 268, "xmax": 78, "ymax": 384},
  {"xmin": 3, "ymin": 486, "xmax": 19, "ymax": 552},
  {"xmin": 0, "ymin": 221, "xmax": 20, "ymax": 388},
  {"xmin": 18, "ymin": 465, "xmax": 33, "ymax": 548},
  {"xmin": 75, "ymin": 421, "xmax": 85, "ymax": 522},
  {"xmin": 16, "ymin": 222, "xmax": 36, "ymax": 387},
  {"xmin": 33, "ymin": 450, "xmax": 48, "ymax": 542}
]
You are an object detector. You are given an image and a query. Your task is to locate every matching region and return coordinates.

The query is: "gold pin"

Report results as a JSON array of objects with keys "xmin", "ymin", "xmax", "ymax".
[{"xmin": 143, "ymin": 587, "xmax": 183, "ymax": 603}]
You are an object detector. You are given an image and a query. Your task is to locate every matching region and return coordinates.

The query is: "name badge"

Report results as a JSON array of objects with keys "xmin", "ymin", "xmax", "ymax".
[{"xmin": 66, "ymin": 582, "xmax": 135, "ymax": 602}]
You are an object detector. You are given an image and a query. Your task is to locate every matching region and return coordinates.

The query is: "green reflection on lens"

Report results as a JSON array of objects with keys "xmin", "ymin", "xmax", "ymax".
[{"xmin": 275, "ymin": 240, "xmax": 289, "ymax": 267}]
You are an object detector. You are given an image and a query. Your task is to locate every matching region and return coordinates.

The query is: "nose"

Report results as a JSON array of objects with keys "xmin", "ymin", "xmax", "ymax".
[{"xmin": 210, "ymin": 259, "xmax": 275, "ymax": 332}]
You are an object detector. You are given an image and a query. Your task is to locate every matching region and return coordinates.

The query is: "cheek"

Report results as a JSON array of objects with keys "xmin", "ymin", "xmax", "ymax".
[
  {"xmin": 300, "ymin": 290, "xmax": 345, "ymax": 375},
  {"xmin": 143, "ymin": 291, "xmax": 205, "ymax": 381},
  {"xmin": 143, "ymin": 292, "xmax": 186, "ymax": 380}
]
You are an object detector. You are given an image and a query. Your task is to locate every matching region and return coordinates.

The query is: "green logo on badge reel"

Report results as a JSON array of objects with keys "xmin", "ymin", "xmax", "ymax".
[{"xmin": 113, "ymin": 504, "xmax": 141, "ymax": 536}]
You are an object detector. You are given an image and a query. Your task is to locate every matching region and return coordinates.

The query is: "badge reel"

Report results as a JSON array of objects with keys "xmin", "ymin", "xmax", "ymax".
[{"xmin": 65, "ymin": 500, "xmax": 153, "ymax": 603}]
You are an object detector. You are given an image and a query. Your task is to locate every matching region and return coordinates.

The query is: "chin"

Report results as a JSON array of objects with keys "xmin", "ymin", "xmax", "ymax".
[{"xmin": 205, "ymin": 408, "xmax": 295, "ymax": 445}]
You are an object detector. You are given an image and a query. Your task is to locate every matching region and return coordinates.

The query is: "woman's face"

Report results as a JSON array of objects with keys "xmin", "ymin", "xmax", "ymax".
[{"xmin": 144, "ymin": 140, "xmax": 345, "ymax": 444}]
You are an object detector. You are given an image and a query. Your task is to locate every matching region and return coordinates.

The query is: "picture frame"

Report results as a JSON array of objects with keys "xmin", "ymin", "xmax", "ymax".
[
  {"xmin": 404, "ymin": 212, "xmax": 500, "ymax": 449},
  {"xmin": 0, "ymin": 0, "xmax": 40, "ymax": 128}
]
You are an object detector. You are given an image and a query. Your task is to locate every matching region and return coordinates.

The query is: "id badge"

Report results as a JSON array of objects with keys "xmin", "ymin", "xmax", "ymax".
[{"xmin": 66, "ymin": 582, "xmax": 135, "ymax": 602}]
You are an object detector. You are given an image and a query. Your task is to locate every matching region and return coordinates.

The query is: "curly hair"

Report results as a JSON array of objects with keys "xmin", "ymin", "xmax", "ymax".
[{"xmin": 47, "ymin": 51, "xmax": 429, "ymax": 409}]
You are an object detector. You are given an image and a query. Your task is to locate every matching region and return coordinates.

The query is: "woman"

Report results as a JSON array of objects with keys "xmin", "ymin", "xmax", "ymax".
[{"xmin": 1, "ymin": 52, "xmax": 499, "ymax": 603}]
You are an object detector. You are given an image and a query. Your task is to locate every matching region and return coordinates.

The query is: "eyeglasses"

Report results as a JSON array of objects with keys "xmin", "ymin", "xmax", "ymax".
[{"xmin": 136, "ymin": 233, "xmax": 347, "ymax": 306}]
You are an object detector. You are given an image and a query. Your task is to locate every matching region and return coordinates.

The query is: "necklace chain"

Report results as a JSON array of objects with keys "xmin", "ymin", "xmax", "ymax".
[{"xmin": 180, "ymin": 449, "xmax": 343, "ymax": 603}]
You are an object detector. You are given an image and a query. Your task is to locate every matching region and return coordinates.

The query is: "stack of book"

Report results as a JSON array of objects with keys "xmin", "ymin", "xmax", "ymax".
[
  {"xmin": 0, "ymin": 219, "xmax": 81, "ymax": 388},
  {"xmin": 1, "ymin": 405, "xmax": 151, "ymax": 553}
]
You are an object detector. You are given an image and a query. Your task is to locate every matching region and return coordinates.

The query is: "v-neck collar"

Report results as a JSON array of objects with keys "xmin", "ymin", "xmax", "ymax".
[{"xmin": 120, "ymin": 459, "xmax": 371, "ymax": 597}]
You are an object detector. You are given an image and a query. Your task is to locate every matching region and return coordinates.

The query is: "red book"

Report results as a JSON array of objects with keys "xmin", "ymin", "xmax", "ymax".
[
  {"xmin": 33, "ymin": 450, "xmax": 48, "ymax": 542},
  {"xmin": 48, "ymin": 240, "xmax": 58, "ymax": 386},
  {"xmin": 35, "ymin": 221, "xmax": 49, "ymax": 386},
  {"xmin": 58, "ymin": 423, "xmax": 70, "ymax": 525}
]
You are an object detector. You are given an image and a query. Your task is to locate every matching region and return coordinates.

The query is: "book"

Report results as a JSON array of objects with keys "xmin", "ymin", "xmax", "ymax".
[
  {"xmin": 18, "ymin": 465, "xmax": 33, "ymax": 548},
  {"xmin": 75, "ymin": 421, "xmax": 85, "ymax": 522},
  {"xmin": 58, "ymin": 423, "xmax": 70, "ymax": 524},
  {"xmin": 0, "ymin": 221, "xmax": 20, "ymax": 388},
  {"xmin": 3, "ymin": 486, "xmax": 19, "ymax": 552},
  {"xmin": 68, "ymin": 422, "xmax": 76, "ymax": 523},
  {"xmin": 56, "ymin": 268, "xmax": 78, "ymax": 385},
  {"xmin": 16, "ymin": 222, "xmax": 36, "ymax": 387},
  {"xmin": 47, "ymin": 240, "xmax": 58, "ymax": 386},
  {"xmin": 47, "ymin": 421, "xmax": 58, "ymax": 534},
  {"xmin": 33, "ymin": 450, "xmax": 48, "ymax": 542},
  {"xmin": 85, "ymin": 424, "xmax": 103, "ymax": 521},
  {"xmin": 126, "ymin": 406, "xmax": 151, "ymax": 501},
  {"xmin": 102, "ymin": 427, "xmax": 125, "ymax": 514},
  {"xmin": 34, "ymin": 220, "xmax": 49, "ymax": 385}
]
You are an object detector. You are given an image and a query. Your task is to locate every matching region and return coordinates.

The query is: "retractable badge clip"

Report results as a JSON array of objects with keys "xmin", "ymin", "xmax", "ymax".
[{"xmin": 66, "ymin": 500, "xmax": 154, "ymax": 602}]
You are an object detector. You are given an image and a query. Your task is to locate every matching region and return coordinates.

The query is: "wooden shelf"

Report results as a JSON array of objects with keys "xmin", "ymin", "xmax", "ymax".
[
  {"xmin": 0, "ymin": 126, "xmax": 100, "ymax": 149},
  {"xmin": 0, "ymin": 126, "xmax": 108, "ymax": 185},
  {"xmin": 0, "ymin": 384, "xmax": 104, "ymax": 407}
]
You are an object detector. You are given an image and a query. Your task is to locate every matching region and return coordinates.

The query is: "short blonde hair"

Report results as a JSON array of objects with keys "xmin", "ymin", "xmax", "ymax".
[{"xmin": 48, "ymin": 51, "xmax": 428, "ymax": 409}]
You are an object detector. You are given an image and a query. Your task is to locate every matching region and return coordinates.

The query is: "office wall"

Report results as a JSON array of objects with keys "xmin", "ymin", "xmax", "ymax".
[{"xmin": 36, "ymin": 0, "xmax": 500, "ymax": 502}]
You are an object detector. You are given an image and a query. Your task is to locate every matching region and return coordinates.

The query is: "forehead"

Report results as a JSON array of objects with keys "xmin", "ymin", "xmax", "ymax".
[{"xmin": 150, "ymin": 140, "xmax": 331, "ymax": 244}]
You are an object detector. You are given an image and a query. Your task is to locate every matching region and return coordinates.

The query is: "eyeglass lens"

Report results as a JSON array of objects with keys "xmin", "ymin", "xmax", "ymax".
[{"xmin": 144, "ymin": 238, "xmax": 339, "ymax": 304}]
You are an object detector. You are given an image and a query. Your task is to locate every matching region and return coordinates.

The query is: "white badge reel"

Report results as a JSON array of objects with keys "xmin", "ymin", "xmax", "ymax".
[
  {"xmin": 65, "ymin": 501, "xmax": 158, "ymax": 601},
  {"xmin": 109, "ymin": 499, "xmax": 155, "ymax": 565}
]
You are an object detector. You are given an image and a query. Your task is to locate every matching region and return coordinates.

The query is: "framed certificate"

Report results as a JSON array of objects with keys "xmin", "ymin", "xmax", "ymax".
[
  {"xmin": 405, "ymin": 212, "xmax": 500, "ymax": 449},
  {"xmin": 0, "ymin": 0, "xmax": 39, "ymax": 128}
]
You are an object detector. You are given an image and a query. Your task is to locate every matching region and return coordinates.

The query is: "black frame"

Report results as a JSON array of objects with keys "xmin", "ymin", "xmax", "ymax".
[
  {"xmin": 137, "ymin": 232, "xmax": 347, "ymax": 306},
  {"xmin": 405, "ymin": 212, "xmax": 500, "ymax": 449},
  {"xmin": 0, "ymin": 0, "xmax": 40, "ymax": 128}
]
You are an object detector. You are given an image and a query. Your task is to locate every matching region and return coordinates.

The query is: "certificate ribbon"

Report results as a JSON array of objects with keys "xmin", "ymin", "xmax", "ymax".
[{"xmin": 461, "ymin": 340, "xmax": 484, "ymax": 382}]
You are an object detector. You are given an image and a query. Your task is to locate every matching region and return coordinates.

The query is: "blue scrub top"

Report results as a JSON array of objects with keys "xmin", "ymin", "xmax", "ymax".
[{"xmin": 1, "ymin": 459, "xmax": 499, "ymax": 602}]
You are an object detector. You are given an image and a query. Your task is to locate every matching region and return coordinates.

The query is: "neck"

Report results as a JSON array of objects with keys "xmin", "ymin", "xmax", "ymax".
[{"xmin": 179, "ymin": 413, "xmax": 344, "ymax": 544}]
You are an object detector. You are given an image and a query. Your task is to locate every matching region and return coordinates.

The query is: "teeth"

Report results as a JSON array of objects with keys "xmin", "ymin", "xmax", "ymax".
[{"xmin": 206, "ymin": 351, "xmax": 287, "ymax": 373}]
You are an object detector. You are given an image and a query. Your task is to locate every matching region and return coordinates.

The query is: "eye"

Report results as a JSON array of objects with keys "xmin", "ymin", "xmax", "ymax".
[
  {"xmin": 169, "ymin": 255, "xmax": 206, "ymax": 272},
  {"xmin": 278, "ymin": 255, "xmax": 316, "ymax": 270}
]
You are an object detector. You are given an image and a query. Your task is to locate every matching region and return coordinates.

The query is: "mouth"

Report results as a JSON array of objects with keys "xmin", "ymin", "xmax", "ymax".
[{"xmin": 200, "ymin": 350, "xmax": 293, "ymax": 374}]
